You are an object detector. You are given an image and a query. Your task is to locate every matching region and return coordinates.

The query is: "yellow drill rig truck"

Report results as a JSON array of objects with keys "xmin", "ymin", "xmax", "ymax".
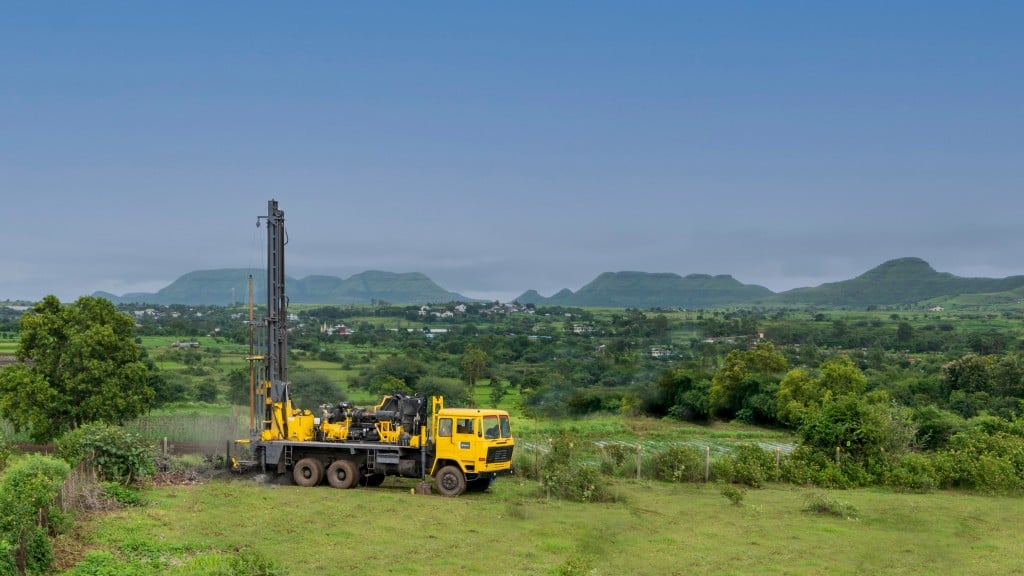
[{"xmin": 233, "ymin": 200, "xmax": 514, "ymax": 496}]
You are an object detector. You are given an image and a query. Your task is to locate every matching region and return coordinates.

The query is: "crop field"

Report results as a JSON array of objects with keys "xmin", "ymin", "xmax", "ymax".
[{"xmin": 66, "ymin": 478, "xmax": 1024, "ymax": 576}]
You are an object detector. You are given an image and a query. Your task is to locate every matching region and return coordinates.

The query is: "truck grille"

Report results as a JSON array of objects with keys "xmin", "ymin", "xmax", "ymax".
[{"xmin": 487, "ymin": 445, "xmax": 513, "ymax": 464}]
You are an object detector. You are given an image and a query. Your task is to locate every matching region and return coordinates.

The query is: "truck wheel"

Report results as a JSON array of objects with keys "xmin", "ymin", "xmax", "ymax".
[
  {"xmin": 466, "ymin": 475, "xmax": 494, "ymax": 492},
  {"xmin": 293, "ymin": 458, "xmax": 323, "ymax": 487},
  {"xmin": 435, "ymin": 465, "xmax": 466, "ymax": 497},
  {"xmin": 361, "ymin": 473, "xmax": 386, "ymax": 487},
  {"xmin": 326, "ymin": 459, "xmax": 360, "ymax": 489}
]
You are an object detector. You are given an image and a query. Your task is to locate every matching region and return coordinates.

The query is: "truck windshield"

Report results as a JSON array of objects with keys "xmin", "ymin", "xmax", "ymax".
[
  {"xmin": 500, "ymin": 415, "xmax": 511, "ymax": 438},
  {"xmin": 483, "ymin": 415, "xmax": 500, "ymax": 439}
]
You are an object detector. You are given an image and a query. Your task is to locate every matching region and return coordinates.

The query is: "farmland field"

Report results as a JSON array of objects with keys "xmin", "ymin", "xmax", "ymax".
[{"xmin": 67, "ymin": 478, "xmax": 1024, "ymax": 575}]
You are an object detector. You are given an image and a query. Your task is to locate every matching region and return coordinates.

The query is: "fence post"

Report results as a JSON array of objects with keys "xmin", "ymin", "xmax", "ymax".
[
  {"xmin": 835, "ymin": 446, "xmax": 841, "ymax": 467},
  {"xmin": 163, "ymin": 437, "xmax": 168, "ymax": 456},
  {"xmin": 705, "ymin": 446, "xmax": 711, "ymax": 482},
  {"xmin": 636, "ymin": 445, "xmax": 642, "ymax": 480}
]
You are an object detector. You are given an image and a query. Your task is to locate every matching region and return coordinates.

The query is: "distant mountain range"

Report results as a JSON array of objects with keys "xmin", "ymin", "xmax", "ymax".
[
  {"xmin": 516, "ymin": 272, "xmax": 773, "ymax": 308},
  {"xmin": 93, "ymin": 257, "xmax": 1024, "ymax": 308},
  {"xmin": 95, "ymin": 269, "xmax": 468, "ymax": 306}
]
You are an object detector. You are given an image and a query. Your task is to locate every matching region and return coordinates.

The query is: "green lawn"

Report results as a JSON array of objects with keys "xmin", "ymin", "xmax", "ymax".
[{"xmin": 68, "ymin": 479, "xmax": 1024, "ymax": 575}]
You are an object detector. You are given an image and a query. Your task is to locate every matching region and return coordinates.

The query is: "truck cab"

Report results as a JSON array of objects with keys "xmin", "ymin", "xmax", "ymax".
[{"xmin": 431, "ymin": 403, "xmax": 514, "ymax": 496}]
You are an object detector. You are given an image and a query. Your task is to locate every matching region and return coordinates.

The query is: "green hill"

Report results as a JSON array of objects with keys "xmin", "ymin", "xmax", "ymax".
[
  {"xmin": 768, "ymin": 257, "xmax": 1024, "ymax": 306},
  {"xmin": 96, "ymin": 269, "xmax": 470, "ymax": 305},
  {"xmin": 517, "ymin": 271, "xmax": 774, "ymax": 308}
]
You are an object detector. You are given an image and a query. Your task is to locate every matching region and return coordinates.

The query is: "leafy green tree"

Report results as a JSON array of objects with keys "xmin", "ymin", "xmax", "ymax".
[
  {"xmin": 776, "ymin": 368, "xmax": 816, "ymax": 426},
  {"xmin": 0, "ymin": 296, "xmax": 153, "ymax": 442},
  {"xmin": 460, "ymin": 346, "xmax": 488, "ymax": 407},
  {"xmin": 369, "ymin": 374, "xmax": 412, "ymax": 395},
  {"xmin": 895, "ymin": 321, "xmax": 913, "ymax": 342},
  {"xmin": 818, "ymin": 355, "xmax": 868, "ymax": 398},
  {"xmin": 709, "ymin": 342, "xmax": 787, "ymax": 418},
  {"xmin": 776, "ymin": 356, "xmax": 867, "ymax": 427},
  {"xmin": 192, "ymin": 380, "xmax": 219, "ymax": 403},
  {"xmin": 226, "ymin": 367, "xmax": 251, "ymax": 406},
  {"xmin": 942, "ymin": 354, "xmax": 991, "ymax": 393},
  {"xmin": 288, "ymin": 369, "xmax": 343, "ymax": 411}
]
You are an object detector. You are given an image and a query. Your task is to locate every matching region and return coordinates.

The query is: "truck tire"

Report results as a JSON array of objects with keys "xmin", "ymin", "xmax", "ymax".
[
  {"xmin": 361, "ymin": 473, "xmax": 386, "ymax": 487},
  {"xmin": 435, "ymin": 465, "xmax": 466, "ymax": 497},
  {"xmin": 293, "ymin": 458, "xmax": 323, "ymax": 487},
  {"xmin": 325, "ymin": 459, "xmax": 360, "ymax": 489},
  {"xmin": 466, "ymin": 475, "xmax": 494, "ymax": 492}
]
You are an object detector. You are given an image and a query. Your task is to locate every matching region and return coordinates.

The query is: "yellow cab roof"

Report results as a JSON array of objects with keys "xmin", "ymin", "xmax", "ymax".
[{"xmin": 437, "ymin": 407, "xmax": 509, "ymax": 417}]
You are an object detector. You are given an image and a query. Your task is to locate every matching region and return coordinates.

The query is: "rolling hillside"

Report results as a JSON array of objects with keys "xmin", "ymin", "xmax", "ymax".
[
  {"xmin": 766, "ymin": 257, "xmax": 1024, "ymax": 307},
  {"xmin": 517, "ymin": 271, "xmax": 774, "ymax": 308},
  {"xmin": 96, "ymin": 269, "xmax": 469, "ymax": 305}
]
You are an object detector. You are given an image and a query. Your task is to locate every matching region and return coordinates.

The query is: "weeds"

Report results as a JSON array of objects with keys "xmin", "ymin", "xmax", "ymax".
[
  {"xmin": 802, "ymin": 491, "xmax": 859, "ymax": 519},
  {"xmin": 719, "ymin": 483, "xmax": 746, "ymax": 506}
]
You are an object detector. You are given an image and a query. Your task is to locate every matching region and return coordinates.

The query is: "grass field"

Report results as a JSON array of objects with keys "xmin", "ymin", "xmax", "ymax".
[{"xmin": 65, "ymin": 478, "xmax": 1024, "ymax": 575}]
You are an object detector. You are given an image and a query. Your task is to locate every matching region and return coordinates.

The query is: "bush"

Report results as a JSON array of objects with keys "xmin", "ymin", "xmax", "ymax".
[
  {"xmin": 597, "ymin": 442, "xmax": 635, "ymax": 477},
  {"xmin": 0, "ymin": 438, "xmax": 9, "ymax": 472},
  {"xmin": 797, "ymin": 396, "xmax": 916, "ymax": 464},
  {"xmin": 543, "ymin": 463, "xmax": 614, "ymax": 503},
  {"xmin": 802, "ymin": 491, "xmax": 858, "ymax": 518},
  {"xmin": 723, "ymin": 444, "xmax": 779, "ymax": 488},
  {"xmin": 0, "ymin": 454, "xmax": 70, "ymax": 576},
  {"xmin": 779, "ymin": 446, "xmax": 829, "ymax": 486},
  {"xmin": 931, "ymin": 421, "xmax": 1024, "ymax": 492},
  {"xmin": 650, "ymin": 445, "xmax": 705, "ymax": 483},
  {"xmin": 56, "ymin": 423, "xmax": 155, "ymax": 484},
  {"xmin": 719, "ymin": 483, "xmax": 746, "ymax": 506},
  {"xmin": 0, "ymin": 541, "xmax": 15, "ymax": 576},
  {"xmin": 101, "ymin": 482, "xmax": 145, "ymax": 507},
  {"xmin": 63, "ymin": 550, "xmax": 141, "ymax": 576},
  {"xmin": 539, "ymin": 433, "xmax": 616, "ymax": 503},
  {"xmin": 885, "ymin": 453, "xmax": 937, "ymax": 493}
]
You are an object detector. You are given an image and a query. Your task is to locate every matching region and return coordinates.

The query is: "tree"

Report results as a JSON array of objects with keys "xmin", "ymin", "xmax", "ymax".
[
  {"xmin": 460, "ymin": 346, "xmax": 488, "ymax": 407},
  {"xmin": 0, "ymin": 296, "xmax": 153, "ymax": 442},
  {"xmin": 775, "ymin": 356, "xmax": 868, "ymax": 427},
  {"xmin": 776, "ymin": 368, "xmax": 816, "ymax": 426},
  {"xmin": 709, "ymin": 342, "xmax": 787, "ymax": 418}
]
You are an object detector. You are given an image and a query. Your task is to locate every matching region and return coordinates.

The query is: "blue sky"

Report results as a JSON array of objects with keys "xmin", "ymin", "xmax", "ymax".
[{"xmin": 2, "ymin": 2, "xmax": 1022, "ymax": 302}]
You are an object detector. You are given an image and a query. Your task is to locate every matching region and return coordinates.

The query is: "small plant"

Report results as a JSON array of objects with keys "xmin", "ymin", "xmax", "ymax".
[
  {"xmin": 719, "ymin": 483, "xmax": 746, "ymax": 506},
  {"xmin": 802, "ymin": 491, "xmax": 859, "ymax": 518},
  {"xmin": 101, "ymin": 482, "xmax": 145, "ymax": 507},
  {"xmin": 504, "ymin": 500, "xmax": 528, "ymax": 520}
]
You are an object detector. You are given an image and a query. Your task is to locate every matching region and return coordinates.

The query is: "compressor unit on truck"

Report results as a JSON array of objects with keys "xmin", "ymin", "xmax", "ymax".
[{"xmin": 233, "ymin": 200, "xmax": 514, "ymax": 496}]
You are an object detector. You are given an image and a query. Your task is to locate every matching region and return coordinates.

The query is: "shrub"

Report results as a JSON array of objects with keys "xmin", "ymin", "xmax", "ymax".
[
  {"xmin": 779, "ymin": 446, "xmax": 829, "ymax": 486},
  {"xmin": 0, "ymin": 437, "xmax": 9, "ymax": 472},
  {"xmin": 0, "ymin": 454, "xmax": 70, "ymax": 576},
  {"xmin": 226, "ymin": 548, "xmax": 287, "ymax": 576},
  {"xmin": 797, "ymin": 396, "xmax": 916, "ymax": 464},
  {"xmin": 63, "ymin": 550, "xmax": 143, "ymax": 576},
  {"xmin": 650, "ymin": 445, "xmax": 705, "ymax": 483},
  {"xmin": 719, "ymin": 483, "xmax": 746, "ymax": 506},
  {"xmin": 885, "ymin": 453, "xmax": 937, "ymax": 493},
  {"xmin": 723, "ymin": 444, "xmax": 779, "ymax": 488},
  {"xmin": 931, "ymin": 421, "xmax": 1024, "ymax": 492},
  {"xmin": 597, "ymin": 442, "xmax": 635, "ymax": 477},
  {"xmin": 539, "ymin": 433, "xmax": 615, "ymax": 503},
  {"xmin": 101, "ymin": 482, "xmax": 145, "ymax": 507},
  {"xmin": 802, "ymin": 491, "xmax": 858, "ymax": 518},
  {"xmin": 56, "ymin": 423, "xmax": 155, "ymax": 484},
  {"xmin": 0, "ymin": 541, "xmax": 15, "ymax": 576}
]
